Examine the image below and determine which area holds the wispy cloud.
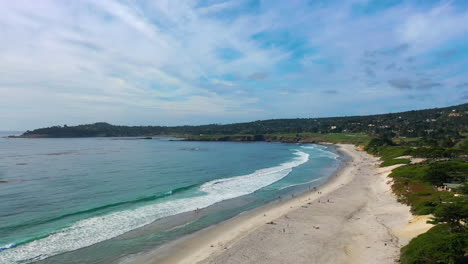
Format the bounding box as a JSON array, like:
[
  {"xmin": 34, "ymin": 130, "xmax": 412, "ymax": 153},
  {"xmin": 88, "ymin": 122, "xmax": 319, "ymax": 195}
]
[{"xmin": 0, "ymin": 0, "xmax": 467, "ymax": 130}]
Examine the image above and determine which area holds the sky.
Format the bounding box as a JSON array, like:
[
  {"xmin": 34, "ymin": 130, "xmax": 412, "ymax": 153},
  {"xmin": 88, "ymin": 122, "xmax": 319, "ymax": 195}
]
[{"xmin": 1, "ymin": 0, "xmax": 468, "ymax": 130}]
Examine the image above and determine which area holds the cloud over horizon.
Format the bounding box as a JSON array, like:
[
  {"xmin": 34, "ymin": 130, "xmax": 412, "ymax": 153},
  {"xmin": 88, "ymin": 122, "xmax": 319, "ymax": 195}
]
[{"xmin": 1, "ymin": 0, "xmax": 467, "ymax": 130}]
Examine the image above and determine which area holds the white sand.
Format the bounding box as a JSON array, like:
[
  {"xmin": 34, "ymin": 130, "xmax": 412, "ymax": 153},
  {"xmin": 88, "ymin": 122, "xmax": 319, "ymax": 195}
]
[
  {"xmin": 127, "ymin": 144, "xmax": 432, "ymax": 264},
  {"xmin": 394, "ymin": 155, "xmax": 426, "ymax": 164},
  {"xmin": 394, "ymin": 215, "xmax": 433, "ymax": 245}
]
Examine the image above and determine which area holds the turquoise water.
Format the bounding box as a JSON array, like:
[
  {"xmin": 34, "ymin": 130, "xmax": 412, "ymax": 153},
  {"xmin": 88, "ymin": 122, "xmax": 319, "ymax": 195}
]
[{"xmin": 0, "ymin": 136, "xmax": 341, "ymax": 263}]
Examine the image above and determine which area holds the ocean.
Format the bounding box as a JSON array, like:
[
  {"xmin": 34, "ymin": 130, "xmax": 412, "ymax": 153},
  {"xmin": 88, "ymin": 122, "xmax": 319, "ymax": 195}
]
[{"xmin": 0, "ymin": 135, "xmax": 342, "ymax": 263}]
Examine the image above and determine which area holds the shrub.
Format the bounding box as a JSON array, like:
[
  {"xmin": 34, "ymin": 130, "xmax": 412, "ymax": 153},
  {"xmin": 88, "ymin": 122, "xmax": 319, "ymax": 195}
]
[{"xmin": 400, "ymin": 224, "xmax": 467, "ymax": 264}]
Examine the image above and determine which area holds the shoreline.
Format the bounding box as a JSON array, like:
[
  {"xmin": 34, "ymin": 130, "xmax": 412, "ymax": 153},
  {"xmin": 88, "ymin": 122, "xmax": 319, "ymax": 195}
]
[
  {"xmin": 118, "ymin": 143, "xmax": 350, "ymax": 264},
  {"xmin": 123, "ymin": 144, "xmax": 431, "ymax": 264},
  {"xmin": 0, "ymin": 141, "xmax": 340, "ymax": 264}
]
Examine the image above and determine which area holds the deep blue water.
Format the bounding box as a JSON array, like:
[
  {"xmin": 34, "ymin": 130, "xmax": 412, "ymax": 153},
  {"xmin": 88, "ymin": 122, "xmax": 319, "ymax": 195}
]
[{"xmin": 0, "ymin": 136, "xmax": 341, "ymax": 263}]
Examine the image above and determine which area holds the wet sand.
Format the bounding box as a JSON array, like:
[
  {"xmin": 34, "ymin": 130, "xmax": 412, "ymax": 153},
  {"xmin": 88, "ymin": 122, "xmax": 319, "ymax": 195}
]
[{"xmin": 126, "ymin": 144, "xmax": 431, "ymax": 264}]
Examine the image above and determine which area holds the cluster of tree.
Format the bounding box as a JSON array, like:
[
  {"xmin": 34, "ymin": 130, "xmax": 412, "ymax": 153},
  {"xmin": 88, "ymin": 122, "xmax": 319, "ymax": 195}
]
[
  {"xmin": 423, "ymin": 161, "xmax": 468, "ymax": 186},
  {"xmin": 406, "ymin": 147, "xmax": 466, "ymax": 159},
  {"xmin": 430, "ymin": 197, "xmax": 468, "ymax": 232},
  {"xmin": 20, "ymin": 103, "xmax": 468, "ymax": 138},
  {"xmin": 366, "ymin": 133, "xmax": 468, "ymax": 164}
]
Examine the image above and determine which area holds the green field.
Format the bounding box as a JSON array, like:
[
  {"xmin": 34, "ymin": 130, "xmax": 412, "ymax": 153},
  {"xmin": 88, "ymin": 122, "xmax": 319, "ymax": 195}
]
[{"xmin": 184, "ymin": 132, "xmax": 371, "ymax": 145}]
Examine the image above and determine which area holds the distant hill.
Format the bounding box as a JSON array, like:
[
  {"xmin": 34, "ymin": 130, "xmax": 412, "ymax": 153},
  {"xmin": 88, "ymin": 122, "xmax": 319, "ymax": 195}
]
[{"xmin": 18, "ymin": 103, "xmax": 468, "ymax": 138}]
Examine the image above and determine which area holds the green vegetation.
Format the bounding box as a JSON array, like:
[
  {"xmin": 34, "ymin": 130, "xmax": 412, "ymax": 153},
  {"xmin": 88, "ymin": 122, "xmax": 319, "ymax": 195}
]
[
  {"xmin": 365, "ymin": 137, "xmax": 411, "ymax": 167},
  {"xmin": 18, "ymin": 103, "xmax": 468, "ymax": 139},
  {"xmin": 366, "ymin": 144, "xmax": 409, "ymax": 160},
  {"xmin": 299, "ymin": 132, "xmax": 370, "ymax": 145},
  {"xmin": 407, "ymin": 147, "xmax": 465, "ymax": 159},
  {"xmin": 365, "ymin": 135, "xmax": 468, "ymax": 263},
  {"xmin": 429, "ymin": 197, "xmax": 468, "ymax": 232},
  {"xmin": 456, "ymin": 184, "xmax": 468, "ymax": 194},
  {"xmin": 400, "ymin": 224, "xmax": 467, "ymax": 264},
  {"xmin": 185, "ymin": 132, "xmax": 371, "ymax": 145},
  {"xmin": 389, "ymin": 164, "xmax": 450, "ymax": 214},
  {"xmin": 423, "ymin": 161, "xmax": 468, "ymax": 186}
]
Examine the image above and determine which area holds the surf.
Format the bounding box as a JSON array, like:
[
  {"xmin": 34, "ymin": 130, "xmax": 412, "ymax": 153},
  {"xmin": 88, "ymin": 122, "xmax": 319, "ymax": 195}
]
[{"xmin": 0, "ymin": 150, "xmax": 309, "ymax": 263}]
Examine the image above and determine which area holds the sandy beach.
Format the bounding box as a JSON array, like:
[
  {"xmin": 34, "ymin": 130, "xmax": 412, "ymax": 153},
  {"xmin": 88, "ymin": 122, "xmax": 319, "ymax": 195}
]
[{"xmin": 127, "ymin": 144, "xmax": 432, "ymax": 264}]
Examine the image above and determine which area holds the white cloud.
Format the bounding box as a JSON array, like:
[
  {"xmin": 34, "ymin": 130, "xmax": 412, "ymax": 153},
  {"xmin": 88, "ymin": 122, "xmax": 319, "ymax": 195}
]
[
  {"xmin": 0, "ymin": 0, "xmax": 467, "ymax": 130},
  {"xmin": 398, "ymin": 3, "xmax": 468, "ymax": 53}
]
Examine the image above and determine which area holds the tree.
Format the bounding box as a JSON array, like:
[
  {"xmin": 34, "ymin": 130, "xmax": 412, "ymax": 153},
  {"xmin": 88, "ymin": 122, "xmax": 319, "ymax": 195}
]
[
  {"xmin": 423, "ymin": 167, "xmax": 449, "ymax": 186},
  {"xmin": 456, "ymin": 184, "xmax": 468, "ymax": 195},
  {"xmin": 400, "ymin": 224, "xmax": 467, "ymax": 264},
  {"xmin": 364, "ymin": 137, "xmax": 394, "ymax": 151},
  {"xmin": 429, "ymin": 197, "xmax": 468, "ymax": 232}
]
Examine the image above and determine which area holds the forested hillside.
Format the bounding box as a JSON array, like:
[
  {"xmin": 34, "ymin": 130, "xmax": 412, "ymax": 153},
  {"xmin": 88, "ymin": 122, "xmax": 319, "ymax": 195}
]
[{"xmin": 19, "ymin": 103, "xmax": 467, "ymax": 138}]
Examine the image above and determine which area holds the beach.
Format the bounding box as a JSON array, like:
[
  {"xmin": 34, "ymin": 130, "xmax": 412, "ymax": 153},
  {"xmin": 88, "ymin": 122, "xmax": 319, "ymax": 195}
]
[{"xmin": 126, "ymin": 144, "xmax": 432, "ymax": 264}]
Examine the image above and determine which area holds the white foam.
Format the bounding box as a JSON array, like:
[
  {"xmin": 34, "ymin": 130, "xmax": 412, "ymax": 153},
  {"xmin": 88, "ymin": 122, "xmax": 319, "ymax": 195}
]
[
  {"xmin": 276, "ymin": 177, "xmax": 323, "ymax": 190},
  {"xmin": 301, "ymin": 145, "xmax": 339, "ymax": 159},
  {"xmin": 0, "ymin": 151, "xmax": 309, "ymax": 264}
]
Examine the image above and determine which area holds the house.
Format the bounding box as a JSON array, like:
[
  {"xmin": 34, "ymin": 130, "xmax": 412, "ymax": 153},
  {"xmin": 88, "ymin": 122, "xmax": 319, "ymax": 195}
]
[{"xmin": 438, "ymin": 183, "xmax": 462, "ymax": 192}]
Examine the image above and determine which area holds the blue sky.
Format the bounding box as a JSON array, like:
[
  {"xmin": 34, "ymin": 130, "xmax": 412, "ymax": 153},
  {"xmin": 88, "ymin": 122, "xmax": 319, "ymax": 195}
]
[{"xmin": 1, "ymin": 0, "xmax": 468, "ymax": 130}]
